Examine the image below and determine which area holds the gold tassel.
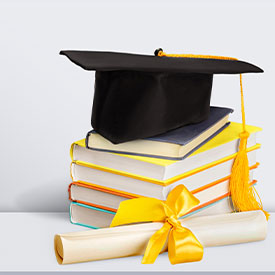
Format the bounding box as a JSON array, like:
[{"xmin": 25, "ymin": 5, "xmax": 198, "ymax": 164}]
[{"xmin": 229, "ymin": 75, "xmax": 269, "ymax": 220}]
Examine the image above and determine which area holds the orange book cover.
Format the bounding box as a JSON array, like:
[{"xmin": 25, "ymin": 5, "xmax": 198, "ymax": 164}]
[{"xmin": 68, "ymin": 163, "xmax": 258, "ymax": 213}]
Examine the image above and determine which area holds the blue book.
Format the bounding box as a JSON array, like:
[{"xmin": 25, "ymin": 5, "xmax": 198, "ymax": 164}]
[
  {"xmin": 86, "ymin": 106, "xmax": 233, "ymax": 160},
  {"xmin": 69, "ymin": 196, "xmax": 233, "ymax": 229}
]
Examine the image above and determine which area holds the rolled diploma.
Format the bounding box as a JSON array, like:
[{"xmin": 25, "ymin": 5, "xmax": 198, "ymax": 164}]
[{"xmin": 54, "ymin": 210, "xmax": 267, "ymax": 264}]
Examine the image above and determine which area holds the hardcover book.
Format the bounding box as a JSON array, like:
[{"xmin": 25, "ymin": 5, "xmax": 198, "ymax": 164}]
[
  {"xmin": 68, "ymin": 176, "xmax": 257, "ymax": 229},
  {"xmin": 69, "ymin": 195, "xmax": 236, "ymax": 229},
  {"xmin": 69, "ymin": 169, "xmax": 257, "ymax": 213},
  {"xmin": 86, "ymin": 106, "xmax": 233, "ymax": 160},
  {"xmin": 72, "ymin": 122, "xmax": 261, "ymax": 181},
  {"xmin": 71, "ymin": 149, "xmax": 259, "ymax": 199}
]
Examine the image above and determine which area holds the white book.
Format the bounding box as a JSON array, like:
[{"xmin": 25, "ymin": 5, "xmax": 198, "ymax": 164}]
[
  {"xmin": 70, "ymin": 196, "xmax": 235, "ymax": 229},
  {"xmin": 72, "ymin": 122, "xmax": 261, "ymax": 181},
  {"xmin": 71, "ymin": 149, "xmax": 257, "ymax": 200},
  {"xmin": 69, "ymin": 170, "xmax": 254, "ymax": 211},
  {"xmin": 86, "ymin": 107, "xmax": 232, "ymax": 159}
]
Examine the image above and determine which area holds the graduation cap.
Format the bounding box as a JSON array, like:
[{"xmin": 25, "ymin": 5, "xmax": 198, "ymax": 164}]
[
  {"xmin": 60, "ymin": 48, "xmax": 268, "ymax": 219},
  {"xmin": 60, "ymin": 49, "xmax": 262, "ymax": 144}
]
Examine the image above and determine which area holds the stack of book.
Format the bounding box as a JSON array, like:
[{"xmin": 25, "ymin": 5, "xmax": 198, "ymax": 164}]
[{"xmin": 67, "ymin": 106, "xmax": 261, "ymax": 229}]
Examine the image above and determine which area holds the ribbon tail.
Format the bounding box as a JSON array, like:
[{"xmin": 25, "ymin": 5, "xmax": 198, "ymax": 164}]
[
  {"xmin": 142, "ymin": 222, "xmax": 171, "ymax": 264},
  {"xmin": 110, "ymin": 198, "xmax": 166, "ymax": 227},
  {"xmin": 168, "ymin": 227, "xmax": 204, "ymax": 265}
]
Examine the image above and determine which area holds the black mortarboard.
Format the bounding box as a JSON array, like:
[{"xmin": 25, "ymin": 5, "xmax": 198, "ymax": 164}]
[{"xmin": 60, "ymin": 49, "xmax": 263, "ymax": 144}]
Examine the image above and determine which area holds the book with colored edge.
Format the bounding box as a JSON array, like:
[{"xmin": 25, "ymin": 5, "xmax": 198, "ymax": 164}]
[
  {"xmin": 69, "ymin": 177, "xmax": 257, "ymax": 229},
  {"xmin": 69, "ymin": 196, "xmax": 235, "ymax": 229},
  {"xmin": 71, "ymin": 147, "xmax": 259, "ymax": 200},
  {"xmin": 69, "ymin": 174, "xmax": 257, "ymax": 212},
  {"xmin": 71, "ymin": 122, "xmax": 261, "ymax": 181},
  {"xmin": 86, "ymin": 106, "xmax": 232, "ymax": 160}
]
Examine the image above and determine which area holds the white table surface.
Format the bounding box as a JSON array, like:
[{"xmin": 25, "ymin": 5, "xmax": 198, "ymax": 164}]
[{"xmin": 0, "ymin": 212, "xmax": 274, "ymax": 272}]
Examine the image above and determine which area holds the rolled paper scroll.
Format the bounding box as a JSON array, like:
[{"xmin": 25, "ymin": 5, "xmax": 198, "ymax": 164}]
[{"xmin": 54, "ymin": 210, "xmax": 267, "ymax": 265}]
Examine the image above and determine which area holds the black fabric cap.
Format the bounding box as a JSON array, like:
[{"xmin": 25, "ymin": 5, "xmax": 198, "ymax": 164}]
[
  {"xmin": 60, "ymin": 51, "xmax": 263, "ymax": 74},
  {"xmin": 60, "ymin": 50, "xmax": 263, "ymax": 144}
]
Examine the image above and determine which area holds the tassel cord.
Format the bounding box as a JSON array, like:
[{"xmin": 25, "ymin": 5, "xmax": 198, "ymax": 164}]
[{"xmin": 156, "ymin": 49, "xmax": 268, "ymax": 220}]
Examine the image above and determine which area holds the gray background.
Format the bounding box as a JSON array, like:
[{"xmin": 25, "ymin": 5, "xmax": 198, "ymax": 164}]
[{"xmin": 0, "ymin": 0, "xmax": 274, "ymax": 212}]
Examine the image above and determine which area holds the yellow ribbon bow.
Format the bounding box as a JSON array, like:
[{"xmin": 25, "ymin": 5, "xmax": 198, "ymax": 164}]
[{"xmin": 110, "ymin": 185, "xmax": 204, "ymax": 264}]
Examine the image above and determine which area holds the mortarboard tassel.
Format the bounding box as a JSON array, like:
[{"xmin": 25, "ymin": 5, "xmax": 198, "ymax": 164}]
[
  {"xmin": 229, "ymin": 74, "xmax": 269, "ymax": 219},
  {"xmin": 156, "ymin": 49, "xmax": 269, "ymax": 220}
]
